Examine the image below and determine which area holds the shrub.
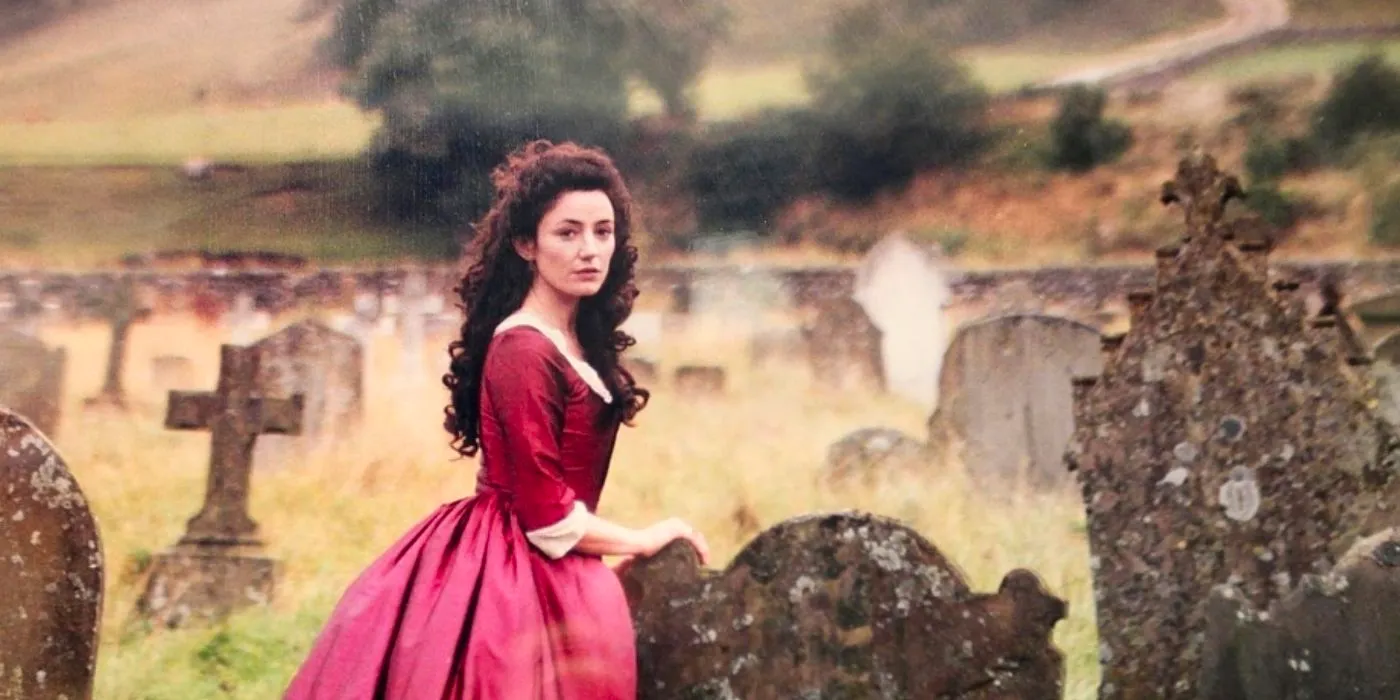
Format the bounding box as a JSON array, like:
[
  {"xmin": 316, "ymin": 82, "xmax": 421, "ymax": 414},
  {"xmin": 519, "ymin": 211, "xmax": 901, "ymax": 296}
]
[{"xmin": 1047, "ymin": 85, "xmax": 1132, "ymax": 171}]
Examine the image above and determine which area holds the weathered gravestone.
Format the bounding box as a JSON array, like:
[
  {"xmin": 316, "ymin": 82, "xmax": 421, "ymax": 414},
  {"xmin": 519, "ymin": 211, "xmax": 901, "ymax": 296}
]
[
  {"xmin": 0, "ymin": 329, "xmax": 65, "ymax": 438},
  {"xmin": 395, "ymin": 269, "xmax": 429, "ymax": 386},
  {"xmin": 854, "ymin": 231, "xmax": 953, "ymax": 411},
  {"xmin": 803, "ymin": 297, "xmax": 883, "ymax": 392},
  {"xmin": 1065, "ymin": 153, "xmax": 1400, "ymax": 699},
  {"xmin": 617, "ymin": 512, "xmax": 1067, "ymax": 699},
  {"xmin": 136, "ymin": 345, "xmax": 304, "ymax": 628},
  {"xmin": 1200, "ymin": 527, "xmax": 1400, "ymax": 699},
  {"xmin": 0, "ymin": 409, "xmax": 103, "ymax": 700},
  {"xmin": 250, "ymin": 320, "xmax": 362, "ymax": 466},
  {"xmin": 83, "ymin": 275, "xmax": 152, "ymax": 410},
  {"xmin": 928, "ymin": 314, "xmax": 1102, "ymax": 489},
  {"xmin": 823, "ymin": 427, "xmax": 928, "ymax": 484}
]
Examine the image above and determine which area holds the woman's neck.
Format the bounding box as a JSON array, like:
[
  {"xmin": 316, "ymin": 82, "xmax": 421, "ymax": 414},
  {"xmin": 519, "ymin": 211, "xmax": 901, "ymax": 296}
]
[{"xmin": 518, "ymin": 286, "xmax": 578, "ymax": 337}]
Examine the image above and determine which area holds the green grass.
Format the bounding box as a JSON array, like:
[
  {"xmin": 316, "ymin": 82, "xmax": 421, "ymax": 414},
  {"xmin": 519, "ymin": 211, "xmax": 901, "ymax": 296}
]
[
  {"xmin": 1187, "ymin": 39, "xmax": 1400, "ymax": 82},
  {"xmin": 0, "ymin": 104, "xmax": 380, "ymax": 167},
  {"xmin": 1290, "ymin": 0, "xmax": 1400, "ymax": 28}
]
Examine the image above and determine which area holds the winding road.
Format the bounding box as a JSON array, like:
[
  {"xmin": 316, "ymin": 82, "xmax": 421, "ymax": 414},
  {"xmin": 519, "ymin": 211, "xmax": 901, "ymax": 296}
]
[{"xmin": 1040, "ymin": 0, "xmax": 1291, "ymax": 88}]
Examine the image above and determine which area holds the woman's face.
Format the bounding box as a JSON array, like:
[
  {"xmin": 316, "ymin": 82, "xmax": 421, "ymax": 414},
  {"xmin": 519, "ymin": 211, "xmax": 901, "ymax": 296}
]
[{"xmin": 517, "ymin": 189, "xmax": 617, "ymax": 301}]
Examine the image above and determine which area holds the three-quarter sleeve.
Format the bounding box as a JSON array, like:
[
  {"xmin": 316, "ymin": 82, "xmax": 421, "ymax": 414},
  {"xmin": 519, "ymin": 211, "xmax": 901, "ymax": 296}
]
[{"xmin": 483, "ymin": 330, "xmax": 587, "ymax": 556}]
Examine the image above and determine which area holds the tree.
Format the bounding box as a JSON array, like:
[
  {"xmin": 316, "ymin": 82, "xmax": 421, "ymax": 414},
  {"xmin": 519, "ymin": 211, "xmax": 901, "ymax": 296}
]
[
  {"xmin": 1047, "ymin": 85, "xmax": 1132, "ymax": 172},
  {"xmin": 622, "ymin": 0, "xmax": 730, "ymax": 122}
]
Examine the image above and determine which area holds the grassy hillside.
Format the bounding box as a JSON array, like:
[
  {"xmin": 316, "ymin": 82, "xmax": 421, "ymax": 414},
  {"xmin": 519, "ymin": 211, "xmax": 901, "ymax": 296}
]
[{"xmin": 1290, "ymin": 0, "xmax": 1400, "ymax": 27}]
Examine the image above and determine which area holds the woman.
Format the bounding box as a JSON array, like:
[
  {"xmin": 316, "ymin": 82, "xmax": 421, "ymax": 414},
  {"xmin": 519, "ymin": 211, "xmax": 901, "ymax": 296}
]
[{"xmin": 284, "ymin": 140, "xmax": 711, "ymax": 700}]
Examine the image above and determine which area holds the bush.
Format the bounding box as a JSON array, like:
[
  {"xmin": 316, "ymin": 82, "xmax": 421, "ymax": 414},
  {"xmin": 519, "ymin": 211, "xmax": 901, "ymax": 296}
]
[
  {"xmin": 684, "ymin": 109, "xmax": 819, "ymax": 233},
  {"xmin": 805, "ymin": 31, "xmax": 990, "ymax": 202},
  {"xmin": 1242, "ymin": 183, "xmax": 1299, "ymax": 231},
  {"xmin": 1312, "ymin": 52, "xmax": 1400, "ymax": 151},
  {"xmin": 1047, "ymin": 85, "xmax": 1133, "ymax": 171}
]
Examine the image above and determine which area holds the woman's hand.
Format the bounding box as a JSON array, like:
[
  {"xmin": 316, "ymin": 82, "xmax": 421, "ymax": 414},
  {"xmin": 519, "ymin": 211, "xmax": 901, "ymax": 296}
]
[{"xmin": 641, "ymin": 518, "xmax": 711, "ymax": 566}]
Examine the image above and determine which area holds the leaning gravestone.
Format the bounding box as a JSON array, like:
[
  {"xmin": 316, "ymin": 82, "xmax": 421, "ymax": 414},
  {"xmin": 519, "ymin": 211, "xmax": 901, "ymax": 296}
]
[
  {"xmin": 0, "ymin": 329, "xmax": 65, "ymax": 438},
  {"xmin": 803, "ymin": 297, "xmax": 883, "ymax": 392},
  {"xmin": 1065, "ymin": 153, "xmax": 1400, "ymax": 699},
  {"xmin": 929, "ymin": 314, "xmax": 1101, "ymax": 489},
  {"xmin": 0, "ymin": 409, "xmax": 103, "ymax": 700},
  {"xmin": 84, "ymin": 275, "xmax": 152, "ymax": 410},
  {"xmin": 854, "ymin": 231, "xmax": 953, "ymax": 411},
  {"xmin": 617, "ymin": 512, "xmax": 1067, "ymax": 699},
  {"xmin": 250, "ymin": 320, "xmax": 362, "ymax": 466}
]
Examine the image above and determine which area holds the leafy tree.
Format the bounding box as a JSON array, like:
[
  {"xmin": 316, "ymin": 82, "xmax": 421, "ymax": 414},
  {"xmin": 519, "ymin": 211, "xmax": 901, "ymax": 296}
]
[
  {"xmin": 1047, "ymin": 85, "xmax": 1132, "ymax": 171},
  {"xmin": 1312, "ymin": 52, "xmax": 1400, "ymax": 151}
]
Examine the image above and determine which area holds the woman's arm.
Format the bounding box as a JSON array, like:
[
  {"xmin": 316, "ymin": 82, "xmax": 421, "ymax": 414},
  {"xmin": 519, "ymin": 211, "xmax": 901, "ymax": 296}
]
[{"xmin": 574, "ymin": 512, "xmax": 710, "ymax": 565}]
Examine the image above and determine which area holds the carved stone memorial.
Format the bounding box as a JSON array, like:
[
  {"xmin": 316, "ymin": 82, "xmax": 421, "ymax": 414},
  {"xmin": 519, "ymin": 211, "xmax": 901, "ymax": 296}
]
[
  {"xmin": 135, "ymin": 345, "xmax": 304, "ymax": 628},
  {"xmin": 618, "ymin": 512, "xmax": 1067, "ymax": 699},
  {"xmin": 0, "ymin": 409, "xmax": 103, "ymax": 700},
  {"xmin": 1065, "ymin": 154, "xmax": 1400, "ymax": 699}
]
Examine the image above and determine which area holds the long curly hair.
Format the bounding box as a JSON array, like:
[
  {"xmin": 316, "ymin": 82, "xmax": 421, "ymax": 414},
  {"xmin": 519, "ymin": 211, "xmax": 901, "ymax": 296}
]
[{"xmin": 443, "ymin": 140, "xmax": 648, "ymax": 458}]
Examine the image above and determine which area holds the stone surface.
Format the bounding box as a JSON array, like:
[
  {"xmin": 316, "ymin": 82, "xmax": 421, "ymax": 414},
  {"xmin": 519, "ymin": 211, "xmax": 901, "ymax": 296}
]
[
  {"xmin": 0, "ymin": 409, "xmax": 103, "ymax": 700},
  {"xmin": 618, "ymin": 512, "xmax": 1066, "ymax": 699},
  {"xmin": 1200, "ymin": 528, "xmax": 1400, "ymax": 700},
  {"xmin": 1066, "ymin": 154, "xmax": 1400, "ymax": 699},
  {"xmin": 823, "ymin": 427, "xmax": 928, "ymax": 483},
  {"xmin": 854, "ymin": 231, "xmax": 953, "ymax": 411},
  {"xmin": 250, "ymin": 320, "xmax": 362, "ymax": 465},
  {"xmin": 0, "ymin": 329, "xmax": 65, "ymax": 438},
  {"xmin": 803, "ymin": 297, "xmax": 884, "ymax": 392},
  {"xmin": 135, "ymin": 344, "xmax": 303, "ymax": 628},
  {"xmin": 929, "ymin": 313, "xmax": 1102, "ymax": 489}
]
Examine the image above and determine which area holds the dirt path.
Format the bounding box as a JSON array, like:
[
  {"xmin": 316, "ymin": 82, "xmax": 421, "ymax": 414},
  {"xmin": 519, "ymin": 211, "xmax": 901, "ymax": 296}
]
[{"xmin": 1041, "ymin": 0, "xmax": 1290, "ymax": 88}]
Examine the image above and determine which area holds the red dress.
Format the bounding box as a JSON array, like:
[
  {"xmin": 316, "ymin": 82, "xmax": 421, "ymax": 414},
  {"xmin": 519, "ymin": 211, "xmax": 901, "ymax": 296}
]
[{"xmin": 284, "ymin": 326, "xmax": 636, "ymax": 700}]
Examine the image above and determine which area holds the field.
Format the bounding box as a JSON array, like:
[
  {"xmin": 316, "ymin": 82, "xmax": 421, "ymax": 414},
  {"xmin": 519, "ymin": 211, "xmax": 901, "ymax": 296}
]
[
  {"xmin": 1186, "ymin": 37, "xmax": 1400, "ymax": 82},
  {"xmin": 36, "ymin": 310, "xmax": 1101, "ymax": 698}
]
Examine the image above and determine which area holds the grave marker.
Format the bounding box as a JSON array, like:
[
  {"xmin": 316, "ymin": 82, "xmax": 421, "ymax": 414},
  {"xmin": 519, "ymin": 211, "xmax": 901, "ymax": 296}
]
[{"xmin": 0, "ymin": 329, "xmax": 65, "ymax": 438}]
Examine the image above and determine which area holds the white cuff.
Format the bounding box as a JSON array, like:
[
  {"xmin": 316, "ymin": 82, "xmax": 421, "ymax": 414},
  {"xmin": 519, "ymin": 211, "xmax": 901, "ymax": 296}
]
[{"xmin": 525, "ymin": 501, "xmax": 590, "ymax": 559}]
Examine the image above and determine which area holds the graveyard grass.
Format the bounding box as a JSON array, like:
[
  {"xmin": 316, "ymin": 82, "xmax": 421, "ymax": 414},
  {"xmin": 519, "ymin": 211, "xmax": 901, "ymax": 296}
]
[{"xmin": 47, "ymin": 312, "xmax": 1100, "ymax": 699}]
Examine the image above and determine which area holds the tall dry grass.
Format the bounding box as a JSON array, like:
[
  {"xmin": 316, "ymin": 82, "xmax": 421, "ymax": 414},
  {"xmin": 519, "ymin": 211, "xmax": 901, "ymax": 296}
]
[{"xmin": 33, "ymin": 308, "xmax": 1100, "ymax": 698}]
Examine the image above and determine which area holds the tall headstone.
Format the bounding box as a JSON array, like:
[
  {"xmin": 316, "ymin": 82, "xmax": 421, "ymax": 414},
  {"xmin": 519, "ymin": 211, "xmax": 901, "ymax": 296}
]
[
  {"xmin": 617, "ymin": 512, "xmax": 1067, "ymax": 699},
  {"xmin": 929, "ymin": 314, "xmax": 1102, "ymax": 489},
  {"xmin": 250, "ymin": 320, "xmax": 363, "ymax": 466},
  {"xmin": 0, "ymin": 329, "xmax": 65, "ymax": 438},
  {"xmin": 396, "ymin": 270, "xmax": 429, "ymax": 386},
  {"xmin": 136, "ymin": 345, "xmax": 304, "ymax": 628},
  {"xmin": 84, "ymin": 276, "xmax": 151, "ymax": 410},
  {"xmin": 854, "ymin": 232, "xmax": 953, "ymax": 411},
  {"xmin": 0, "ymin": 409, "xmax": 103, "ymax": 700},
  {"xmin": 803, "ymin": 297, "xmax": 883, "ymax": 392},
  {"xmin": 1065, "ymin": 154, "xmax": 1400, "ymax": 699},
  {"xmin": 225, "ymin": 292, "xmax": 267, "ymax": 345}
]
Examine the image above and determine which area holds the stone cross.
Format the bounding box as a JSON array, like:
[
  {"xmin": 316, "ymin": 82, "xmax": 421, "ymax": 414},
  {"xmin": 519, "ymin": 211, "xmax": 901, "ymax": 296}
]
[
  {"xmin": 84, "ymin": 275, "xmax": 151, "ymax": 410},
  {"xmin": 1066, "ymin": 153, "xmax": 1400, "ymax": 699},
  {"xmin": 165, "ymin": 344, "xmax": 304, "ymax": 546}
]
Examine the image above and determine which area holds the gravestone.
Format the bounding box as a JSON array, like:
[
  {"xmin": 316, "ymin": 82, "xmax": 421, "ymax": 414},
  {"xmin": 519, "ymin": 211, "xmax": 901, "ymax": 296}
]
[
  {"xmin": 1200, "ymin": 527, "xmax": 1400, "ymax": 699},
  {"xmin": 149, "ymin": 355, "xmax": 195, "ymax": 394},
  {"xmin": 617, "ymin": 512, "xmax": 1067, "ymax": 699},
  {"xmin": 136, "ymin": 344, "xmax": 304, "ymax": 628},
  {"xmin": 0, "ymin": 409, "xmax": 103, "ymax": 700},
  {"xmin": 1065, "ymin": 153, "xmax": 1400, "ymax": 699},
  {"xmin": 854, "ymin": 231, "xmax": 953, "ymax": 411},
  {"xmin": 84, "ymin": 275, "xmax": 151, "ymax": 410},
  {"xmin": 928, "ymin": 314, "xmax": 1101, "ymax": 489},
  {"xmin": 747, "ymin": 325, "xmax": 806, "ymax": 368},
  {"xmin": 803, "ymin": 297, "xmax": 883, "ymax": 392},
  {"xmin": 396, "ymin": 269, "xmax": 429, "ymax": 386},
  {"xmin": 823, "ymin": 427, "xmax": 928, "ymax": 483},
  {"xmin": 225, "ymin": 292, "xmax": 267, "ymax": 345},
  {"xmin": 673, "ymin": 365, "xmax": 725, "ymax": 395},
  {"xmin": 250, "ymin": 320, "xmax": 363, "ymax": 465},
  {"xmin": 0, "ymin": 329, "xmax": 65, "ymax": 438}
]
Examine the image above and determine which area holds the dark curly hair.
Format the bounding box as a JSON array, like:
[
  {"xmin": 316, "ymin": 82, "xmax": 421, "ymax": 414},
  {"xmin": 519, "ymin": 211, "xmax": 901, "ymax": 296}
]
[{"xmin": 443, "ymin": 140, "xmax": 649, "ymax": 458}]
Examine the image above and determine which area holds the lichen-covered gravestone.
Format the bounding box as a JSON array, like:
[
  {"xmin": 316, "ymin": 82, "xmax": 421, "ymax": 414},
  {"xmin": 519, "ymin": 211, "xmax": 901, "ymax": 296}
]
[
  {"xmin": 929, "ymin": 314, "xmax": 1102, "ymax": 489},
  {"xmin": 803, "ymin": 297, "xmax": 884, "ymax": 392},
  {"xmin": 0, "ymin": 329, "xmax": 65, "ymax": 438},
  {"xmin": 0, "ymin": 409, "xmax": 103, "ymax": 700},
  {"xmin": 1065, "ymin": 153, "xmax": 1400, "ymax": 699},
  {"xmin": 617, "ymin": 512, "xmax": 1067, "ymax": 699},
  {"xmin": 250, "ymin": 320, "xmax": 362, "ymax": 467},
  {"xmin": 823, "ymin": 427, "xmax": 928, "ymax": 484}
]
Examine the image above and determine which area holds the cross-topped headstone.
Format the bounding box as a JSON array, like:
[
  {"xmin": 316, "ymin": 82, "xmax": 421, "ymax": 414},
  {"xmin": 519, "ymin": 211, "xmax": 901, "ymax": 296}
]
[
  {"xmin": 135, "ymin": 344, "xmax": 304, "ymax": 628},
  {"xmin": 1066, "ymin": 153, "xmax": 1400, "ymax": 699},
  {"xmin": 166, "ymin": 344, "xmax": 304, "ymax": 546},
  {"xmin": 84, "ymin": 275, "xmax": 151, "ymax": 410}
]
